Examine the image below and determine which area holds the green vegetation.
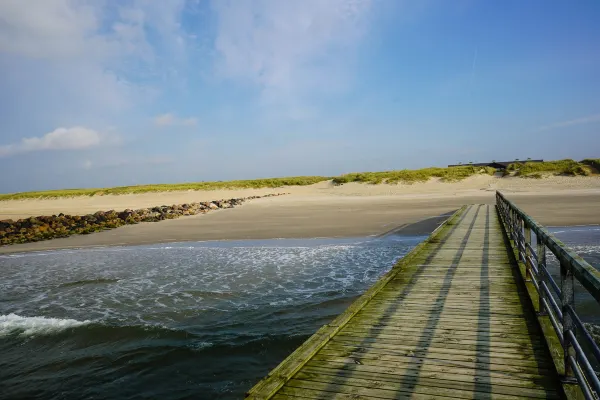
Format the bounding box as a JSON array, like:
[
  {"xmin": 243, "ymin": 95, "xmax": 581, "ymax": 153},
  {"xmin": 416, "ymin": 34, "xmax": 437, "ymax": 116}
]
[
  {"xmin": 521, "ymin": 173, "xmax": 543, "ymax": 179},
  {"xmin": 509, "ymin": 159, "xmax": 595, "ymax": 177},
  {"xmin": 1, "ymin": 158, "xmax": 597, "ymax": 201},
  {"xmin": 0, "ymin": 176, "xmax": 329, "ymax": 201},
  {"xmin": 582, "ymin": 158, "xmax": 600, "ymax": 172},
  {"xmin": 332, "ymin": 166, "xmax": 496, "ymax": 185}
]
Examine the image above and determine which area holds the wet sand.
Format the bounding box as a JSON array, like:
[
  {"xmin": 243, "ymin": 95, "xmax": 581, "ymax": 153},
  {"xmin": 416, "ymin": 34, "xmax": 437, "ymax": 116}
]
[{"xmin": 1, "ymin": 190, "xmax": 599, "ymax": 254}]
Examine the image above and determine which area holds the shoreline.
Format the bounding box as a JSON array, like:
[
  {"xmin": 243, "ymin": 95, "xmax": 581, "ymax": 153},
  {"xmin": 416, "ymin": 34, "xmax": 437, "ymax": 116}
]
[
  {"xmin": 0, "ymin": 212, "xmax": 458, "ymax": 256},
  {"xmin": 2, "ymin": 187, "xmax": 600, "ymax": 254}
]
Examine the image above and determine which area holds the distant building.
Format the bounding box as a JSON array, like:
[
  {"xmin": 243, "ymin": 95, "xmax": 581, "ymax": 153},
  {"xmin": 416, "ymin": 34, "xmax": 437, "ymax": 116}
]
[{"xmin": 448, "ymin": 160, "xmax": 544, "ymax": 170}]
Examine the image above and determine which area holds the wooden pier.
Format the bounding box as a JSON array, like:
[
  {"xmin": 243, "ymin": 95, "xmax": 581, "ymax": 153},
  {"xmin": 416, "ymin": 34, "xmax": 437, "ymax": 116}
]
[{"xmin": 248, "ymin": 195, "xmax": 600, "ymax": 399}]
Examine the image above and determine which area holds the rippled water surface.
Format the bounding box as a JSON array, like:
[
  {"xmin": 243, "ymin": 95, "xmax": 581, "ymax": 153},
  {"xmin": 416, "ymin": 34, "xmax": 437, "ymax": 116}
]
[
  {"xmin": 0, "ymin": 236, "xmax": 423, "ymax": 399},
  {"xmin": 547, "ymin": 226, "xmax": 600, "ymax": 325}
]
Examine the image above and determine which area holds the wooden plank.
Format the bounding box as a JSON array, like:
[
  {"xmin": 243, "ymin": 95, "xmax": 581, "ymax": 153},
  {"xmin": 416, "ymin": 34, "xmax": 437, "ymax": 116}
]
[
  {"xmin": 294, "ymin": 369, "xmax": 559, "ymax": 400},
  {"xmin": 330, "ymin": 331, "xmax": 546, "ymax": 352},
  {"xmin": 359, "ymin": 305, "xmax": 529, "ymax": 318},
  {"xmin": 332, "ymin": 334, "xmax": 548, "ymax": 357},
  {"xmin": 323, "ymin": 341, "xmax": 552, "ymax": 366},
  {"xmin": 366, "ymin": 298, "xmax": 527, "ymax": 309},
  {"xmin": 277, "ymin": 386, "xmax": 383, "ymax": 400},
  {"xmin": 339, "ymin": 322, "xmax": 544, "ymax": 341},
  {"xmin": 346, "ymin": 318, "xmax": 543, "ymax": 334},
  {"xmin": 315, "ymin": 348, "xmax": 554, "ymax": 375},
  {"xmin": 304, "ymin": 360, "xmax": 556, "ymax": 390},
  {"xmin": 285, "ymin": 378, "xmax": 459, "ymax": 400}
]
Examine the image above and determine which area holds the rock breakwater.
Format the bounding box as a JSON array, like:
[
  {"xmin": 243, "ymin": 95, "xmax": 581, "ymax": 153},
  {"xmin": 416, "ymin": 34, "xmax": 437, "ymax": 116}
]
[{"xmin": 0, "ymin": 193, "xmax": 287, "ymax": 246}]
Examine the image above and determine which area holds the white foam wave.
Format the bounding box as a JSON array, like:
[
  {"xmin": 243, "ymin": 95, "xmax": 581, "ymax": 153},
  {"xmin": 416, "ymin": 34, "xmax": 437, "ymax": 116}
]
[{"xmin": 0, "ymin": 313, "xmax": 91, "ymax": 338}]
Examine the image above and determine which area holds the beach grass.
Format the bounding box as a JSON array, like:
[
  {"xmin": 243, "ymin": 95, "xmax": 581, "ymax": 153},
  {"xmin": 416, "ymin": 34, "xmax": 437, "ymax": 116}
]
[
  {"xmin": 0, "ymin": 176, "xmax": 330, "ymax": 200},
  {"xmin": 332, "ymin": 165, "xmax": 496, "ymax": 185},
  {"xmin": 582, "ymin": 159, "xmax": 600, "ymax": 172},
  {"xmin": 509, "ymin": 159, "xmax": 595, "ymax": 177},
  {"xmin": 1, "ymin": 159, "xmax": 597, "ymax": 200}
]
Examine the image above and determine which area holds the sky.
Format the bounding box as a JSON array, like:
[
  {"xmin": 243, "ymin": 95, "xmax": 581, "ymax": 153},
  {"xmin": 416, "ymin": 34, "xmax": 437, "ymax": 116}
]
[{"xmin": 0, "ymin": 0, "xmax": 599, "ymax": 193}]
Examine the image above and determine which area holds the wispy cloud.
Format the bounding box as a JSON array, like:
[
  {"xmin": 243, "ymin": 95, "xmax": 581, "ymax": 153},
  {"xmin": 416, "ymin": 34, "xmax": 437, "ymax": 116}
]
[
  {"xmin": 0, "ymin": 127, "xmax": 119, "ymax": 157},
  {"xmin": 82, "ymin": 156, "xmax": 172, "ymax": 170},
  {"xmin": 154, "ymin": 113, "xmax": 198, "ymax": 127},
  {"xmin": 0, "ymin": 0, "xmax": 190, "ymax": 120},
  {"xmin": 212, "ymin": 0, "xmax": 372, "ymax": 115},
  {"xmin": 536, "ymin": 113, "xmax": 600, "ymax": 132}
]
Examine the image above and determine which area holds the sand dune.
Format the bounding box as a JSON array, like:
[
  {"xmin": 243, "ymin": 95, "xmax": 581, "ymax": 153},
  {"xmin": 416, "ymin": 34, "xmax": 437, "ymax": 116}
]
[{"xmin": 1, "ymin": 175, "xmax": 599, "ymax": 254}]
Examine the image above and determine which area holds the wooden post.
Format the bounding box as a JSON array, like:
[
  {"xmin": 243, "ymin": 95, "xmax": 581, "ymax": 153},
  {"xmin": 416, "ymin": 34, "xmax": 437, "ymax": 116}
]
[
  {"xmin": 561, "ymin": 260, "xmax": 575, "ymax": 378},
  {"xmin": 524, "ymin": 223, "xmax": 532, "ymax": 281},
  {"xmin": 537, "ymin": 236, "xmax": 547, "ymax": 315},
  {"xmin": 519, "ymin": 219, "xmax": 525, "ymax": 264}
]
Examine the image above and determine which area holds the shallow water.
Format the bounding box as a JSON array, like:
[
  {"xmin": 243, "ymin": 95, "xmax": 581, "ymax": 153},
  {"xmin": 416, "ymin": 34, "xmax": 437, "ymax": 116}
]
[
  {"xmin": 0, "ymin": 236, "xmax": 423, "ymax": 399},
  {"xmin": 546, "ymin": 226, "xmax": 600, "ymax": 325},
  {"xmin": 0, "ymin": 227, "xmax": 598, "ymax": 400}
]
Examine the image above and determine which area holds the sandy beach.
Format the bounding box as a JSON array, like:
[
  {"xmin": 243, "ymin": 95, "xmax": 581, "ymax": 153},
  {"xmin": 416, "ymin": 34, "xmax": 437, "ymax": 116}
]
[{"xmin": 1, "ymin": 175, "xmax": 599, "ymax": 254}]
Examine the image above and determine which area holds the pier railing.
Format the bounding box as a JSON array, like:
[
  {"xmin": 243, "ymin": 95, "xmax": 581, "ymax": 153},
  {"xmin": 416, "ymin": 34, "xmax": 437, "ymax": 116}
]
[{"xmin": 497, "ymin": 191, "xmax": 600, "ymax": 399}]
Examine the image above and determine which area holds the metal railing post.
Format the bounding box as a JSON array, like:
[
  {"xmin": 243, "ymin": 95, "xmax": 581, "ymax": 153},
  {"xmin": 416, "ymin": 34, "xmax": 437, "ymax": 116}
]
[
  {"xmin": 518, "ymin": 218, "xmax": 525, "ymax": 264},
  {"xmin": 537, "ymin": 238, "xmax": 547, "ymax": 316},
  {"xmin": 525, "ymin": 222, "xmax": 532, "ymax": 281},
  {"xmin": 561, "ymin": 260, "xmax": 575, "ymax": 378}
]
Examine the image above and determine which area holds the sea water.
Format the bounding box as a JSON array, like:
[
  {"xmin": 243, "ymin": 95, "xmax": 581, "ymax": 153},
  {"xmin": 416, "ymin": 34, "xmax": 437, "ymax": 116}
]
[{"xmin": 0, "ymin": 236, "xmax": 423, "ymax": 399}]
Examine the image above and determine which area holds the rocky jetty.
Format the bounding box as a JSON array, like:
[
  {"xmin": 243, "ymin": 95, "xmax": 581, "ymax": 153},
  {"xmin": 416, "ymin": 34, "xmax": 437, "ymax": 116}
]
[{"xmin": 0, "ymin": 193, "xmax": 287, "ymax": 246}]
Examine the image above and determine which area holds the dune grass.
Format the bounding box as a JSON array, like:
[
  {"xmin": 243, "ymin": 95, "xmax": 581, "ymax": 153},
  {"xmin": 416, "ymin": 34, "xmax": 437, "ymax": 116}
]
[
  {"xmin": 509, "ymin": 159, "xmax": 595, "ymax": 177},
  {"xmin": 332, "ymin": 166, "xmax": 497, "ymax": 185},
  {"xmin": 582, "ymin": 159, "xmax": 600, "ymax": 172},
  {"xmin": 0, "ymin": 176, "xmax": 330, "ymax": 201},
  {"xmin": 1, "ymin": 158, "xmax": 597, "ymax": 200}
]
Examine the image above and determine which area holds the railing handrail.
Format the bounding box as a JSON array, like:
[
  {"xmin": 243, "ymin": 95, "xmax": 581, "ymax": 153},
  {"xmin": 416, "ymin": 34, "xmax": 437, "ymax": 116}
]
[
  {"xmin": 496, "ymin": 190, "xmax": 600, "ymax": 399},
  {"xmin": 496, "ymin": 191, "xmax": 600, "ymax": 303}
]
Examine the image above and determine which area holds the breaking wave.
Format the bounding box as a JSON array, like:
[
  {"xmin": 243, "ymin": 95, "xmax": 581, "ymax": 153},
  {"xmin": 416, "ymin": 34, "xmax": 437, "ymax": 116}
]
[{"xmin": 0, "ymin": 313, "xmax": 91, "ymax": 338}]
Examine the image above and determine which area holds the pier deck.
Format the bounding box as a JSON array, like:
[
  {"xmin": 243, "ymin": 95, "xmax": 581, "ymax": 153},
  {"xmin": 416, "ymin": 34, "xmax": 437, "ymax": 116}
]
[{"xmin": 247, "ymin": 204, "xmax": 565, "ymax": 399}]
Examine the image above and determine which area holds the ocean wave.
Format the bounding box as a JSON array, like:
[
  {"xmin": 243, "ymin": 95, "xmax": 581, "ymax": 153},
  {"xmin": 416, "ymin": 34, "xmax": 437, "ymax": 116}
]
[
  {"xmin": 0, "ymin": 313, "xmax": 91, "ymax": 337},
  {"xmin": 60, "ymin": 278, "xmax": 120, "ymax": 288}
]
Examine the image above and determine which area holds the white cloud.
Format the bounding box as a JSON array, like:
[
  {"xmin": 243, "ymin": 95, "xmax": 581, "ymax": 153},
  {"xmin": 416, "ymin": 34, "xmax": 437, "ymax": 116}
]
[
  {"xmin": 212, "ymin": 0, "xmax": 372, "ymax": 111},
  {"xmin": 536, "ymin": 113, "xmax": 600, "ymax": 132},
  {"xmin": 0, "ymin": 1, "xmax": 189, "ymax": 123},
  {"xmin": 154, "ymin": 113, "xmax": 198, "ymax": 127},
  {"xmin": 155, "ymin": 113, "xmax": 175, "ymax": 126},
  {"xmin": 82, "ymin": 155, "xmax": 173, "ymax": 169},
  {"xmin": 181, "ymin": 117, "xmax": 198, "ymax": 126},
  {"xmin": 0, "ymin": 127, "xmax": 118, "ymax": 157}
]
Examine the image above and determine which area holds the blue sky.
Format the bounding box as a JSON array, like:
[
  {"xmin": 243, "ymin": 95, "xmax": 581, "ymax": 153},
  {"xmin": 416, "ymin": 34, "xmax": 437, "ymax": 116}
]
[{"xmin": 0, "ymin": 0, "xmax": 599, "ymax": 193}]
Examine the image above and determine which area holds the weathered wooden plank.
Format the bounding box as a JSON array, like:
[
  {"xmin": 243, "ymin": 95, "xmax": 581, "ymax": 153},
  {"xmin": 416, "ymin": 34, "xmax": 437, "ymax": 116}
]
[
  {"xmin": 371, "ymin": 297, "xmax": 528, "ymax": 307},
  {"xmin": 339, "ymin": 322, "xmax": 544, "ymax": 341},
  {"xmin": 323, "ymin": 341, "xmax": 551, "ymax": 367},
  {"xmin": 285, "ymin": 378, "xmax": 459, "ymax": 400},
  {"xmin": 328, "ymin": 331, "xmax": 547, "ymax": 352},
  {"xmin": 315, "ymin": 348, "xmax": 554, "ymax": 375},
  {"xmin": 332, "ymin": 335, "xmax": 549, "ymax": 357},
  {"xmin": 351, "ymin": 309, "xmax": 540, "ymax": 324},
  {"xmin": 294, "ymin": 370, "xmax": 559, "ymax": 400},
  {"xmin": 345, "ymin": 318, "xmax": 543, "ymax": 335},
  {"xmin": 277, "ymin": 386, "xmax": 383, "ymax": 400},
  {"xmin": 301, "ymin": 366, "xmax": 560, "ymax": 399},
  {"xmin": 367, "ymin": 298, "xmax": 527, "ymax": 309},
  {"xmin": 359, "ymin": 304, "xmax": 529, "ymax": 318},
  {"xmin": 304, "ymin": 359, "xmax": 556, "ymax": 390}
]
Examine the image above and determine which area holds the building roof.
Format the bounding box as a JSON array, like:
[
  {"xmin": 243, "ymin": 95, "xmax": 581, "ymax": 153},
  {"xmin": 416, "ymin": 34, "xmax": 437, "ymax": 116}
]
[{"xmin": 448, "ymin": 160, "xmax": 544, "ymax": 168}]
